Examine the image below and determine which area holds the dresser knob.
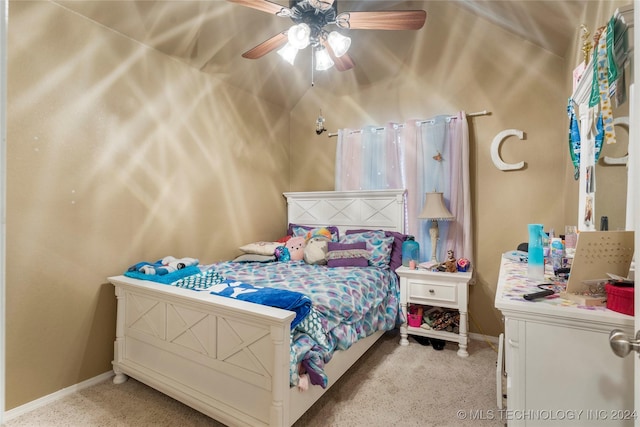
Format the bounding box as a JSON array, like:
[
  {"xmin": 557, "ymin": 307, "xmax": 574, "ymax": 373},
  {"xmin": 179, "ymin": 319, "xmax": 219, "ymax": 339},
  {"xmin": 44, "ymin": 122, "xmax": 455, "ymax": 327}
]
[{"xmin": 429, "ymin": 289, "xmax": 435, "ymax": 294}]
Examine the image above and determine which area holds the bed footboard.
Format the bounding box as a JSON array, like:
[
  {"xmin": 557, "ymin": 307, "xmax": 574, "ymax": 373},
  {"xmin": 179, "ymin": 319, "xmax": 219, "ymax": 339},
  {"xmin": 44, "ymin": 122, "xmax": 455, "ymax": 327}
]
[{"xmin": 110, "ymin": 276, "xmax": 295, "ymax": 427}]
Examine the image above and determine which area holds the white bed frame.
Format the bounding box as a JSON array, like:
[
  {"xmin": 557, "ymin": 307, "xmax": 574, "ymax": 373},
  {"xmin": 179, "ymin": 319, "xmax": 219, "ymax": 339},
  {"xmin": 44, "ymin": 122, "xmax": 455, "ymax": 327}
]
[{"xmin": 108, "ymin": 189, "xmax": 406, "ymax": 427}]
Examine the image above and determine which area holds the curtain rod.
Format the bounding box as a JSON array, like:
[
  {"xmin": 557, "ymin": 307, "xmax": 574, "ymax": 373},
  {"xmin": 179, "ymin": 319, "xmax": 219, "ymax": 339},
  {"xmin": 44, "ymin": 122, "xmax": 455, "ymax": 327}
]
[{"xmin": 326, "ymin": 110, "xmax": 491, "ymax": 138}]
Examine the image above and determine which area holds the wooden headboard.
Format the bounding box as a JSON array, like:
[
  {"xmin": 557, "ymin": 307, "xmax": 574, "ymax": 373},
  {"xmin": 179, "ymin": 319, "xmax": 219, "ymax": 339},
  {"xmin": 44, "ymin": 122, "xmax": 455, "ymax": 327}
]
[{"xmin": 283, "ymin": 189, "xmax": 406, "ymax": 235}]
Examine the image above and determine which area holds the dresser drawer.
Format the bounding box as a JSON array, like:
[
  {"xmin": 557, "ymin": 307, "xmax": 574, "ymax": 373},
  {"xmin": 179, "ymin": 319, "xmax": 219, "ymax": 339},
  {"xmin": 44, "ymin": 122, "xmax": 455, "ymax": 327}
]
[{"xmin": 408, "ymin": 280, "xmax": 458, "ymax": 304}]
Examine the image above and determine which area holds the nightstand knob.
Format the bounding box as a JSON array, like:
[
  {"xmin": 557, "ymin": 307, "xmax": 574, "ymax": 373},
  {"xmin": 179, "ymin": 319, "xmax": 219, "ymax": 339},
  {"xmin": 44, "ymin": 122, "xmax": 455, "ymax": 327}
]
[{"xmin": 429, "ymin": 289, "xmax": 435, "ymax": 294}]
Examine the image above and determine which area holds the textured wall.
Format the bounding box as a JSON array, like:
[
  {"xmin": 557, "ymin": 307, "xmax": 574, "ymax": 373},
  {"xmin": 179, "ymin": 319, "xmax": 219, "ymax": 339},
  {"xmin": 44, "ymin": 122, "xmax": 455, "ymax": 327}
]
[
  {"xmin": 288, "ymin": 0, "xmax": 628, "ymax": 338},
  {"xmin": 6, "ymin": 1, "xmax": 289, "ymax": 409},
  {"xmin": 4, "ymin": 0, "xmax": 631, "ymax": 411}
]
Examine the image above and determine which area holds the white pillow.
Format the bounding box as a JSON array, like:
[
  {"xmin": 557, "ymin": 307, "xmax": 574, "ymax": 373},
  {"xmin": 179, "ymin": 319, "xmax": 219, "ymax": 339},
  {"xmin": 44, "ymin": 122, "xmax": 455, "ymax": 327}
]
[{"xmin": 239, "ymin": 241, "xmax": 281, "ymax": 256}]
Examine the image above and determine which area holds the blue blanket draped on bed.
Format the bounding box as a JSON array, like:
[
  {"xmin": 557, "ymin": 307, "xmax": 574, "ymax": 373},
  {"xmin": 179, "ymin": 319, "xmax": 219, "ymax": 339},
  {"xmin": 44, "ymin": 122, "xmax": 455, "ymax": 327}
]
[{"xmin": 209, "ymin": 279, "xmax": 312, "ymax": 329}]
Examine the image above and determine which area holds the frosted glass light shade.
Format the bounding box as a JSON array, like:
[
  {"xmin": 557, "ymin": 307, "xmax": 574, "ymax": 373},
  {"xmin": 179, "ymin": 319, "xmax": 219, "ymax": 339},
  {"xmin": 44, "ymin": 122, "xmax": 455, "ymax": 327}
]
[
  {"xmin": 288, "ymin": 23, "xmax": 311, "ymax": 49},
  {"xmin": 277, "ymin": 42, "xmax": 298, "ymax": 65},
  {"xmin": 327, "ymin": 31, "xmax": 351, "ymax": 57},
  {"xmin": 315, "ymin": 47, "xmax": 334, "ymax": 71}
]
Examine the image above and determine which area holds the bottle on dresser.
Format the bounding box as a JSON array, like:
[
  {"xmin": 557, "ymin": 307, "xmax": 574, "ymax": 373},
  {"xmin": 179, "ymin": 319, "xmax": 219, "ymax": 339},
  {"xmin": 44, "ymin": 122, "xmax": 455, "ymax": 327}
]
[{"xmin": 550, "ymin": 237, "xmax": 565, "ymax": 273}]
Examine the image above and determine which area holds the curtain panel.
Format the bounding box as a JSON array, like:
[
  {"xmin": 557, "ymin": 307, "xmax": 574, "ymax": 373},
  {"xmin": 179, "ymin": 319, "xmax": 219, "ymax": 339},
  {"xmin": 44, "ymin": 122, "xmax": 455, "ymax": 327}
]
[
  {"xmin": 335, "ymin": 124, "xmax": 404, "ymax": 191},
  {"xmin": 335, "ymin": 112, "xmax": 473, "ymax": 265}
]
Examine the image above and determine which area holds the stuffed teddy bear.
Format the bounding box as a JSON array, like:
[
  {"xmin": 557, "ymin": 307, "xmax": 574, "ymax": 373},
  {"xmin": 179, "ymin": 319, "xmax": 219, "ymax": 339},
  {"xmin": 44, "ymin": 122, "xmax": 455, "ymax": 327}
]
[
  {"xmin": 285, "ymin": 236, "xmax": 306, "ymax": 261},
  {"xmin": 304, "ymin": 237, "xmax": 328, "ymax": 265}
]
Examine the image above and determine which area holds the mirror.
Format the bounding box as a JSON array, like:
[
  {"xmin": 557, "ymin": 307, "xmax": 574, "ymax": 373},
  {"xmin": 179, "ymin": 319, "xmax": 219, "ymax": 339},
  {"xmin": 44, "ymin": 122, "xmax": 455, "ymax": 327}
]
[{"xmin": 595, "ymin": 104, "xmax": 629, "ymax": 231}]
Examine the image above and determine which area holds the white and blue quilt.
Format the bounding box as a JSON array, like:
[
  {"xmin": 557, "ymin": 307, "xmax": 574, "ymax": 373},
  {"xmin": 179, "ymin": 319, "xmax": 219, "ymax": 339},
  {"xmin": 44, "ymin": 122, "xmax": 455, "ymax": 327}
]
[
  {"xmin": 208, "ymin": 260, "xmax": 400, "ymax": 388},
  {"xmin": 125, "ymin": 259, "xmax": 399, "ymax": 389}
]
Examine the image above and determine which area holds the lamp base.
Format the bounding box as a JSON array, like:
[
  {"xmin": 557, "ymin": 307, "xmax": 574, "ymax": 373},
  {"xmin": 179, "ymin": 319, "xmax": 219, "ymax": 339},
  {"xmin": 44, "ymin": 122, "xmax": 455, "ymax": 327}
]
[{"xmin": 429, "ymin": 221, "xmax": 439, "ymax": 263}]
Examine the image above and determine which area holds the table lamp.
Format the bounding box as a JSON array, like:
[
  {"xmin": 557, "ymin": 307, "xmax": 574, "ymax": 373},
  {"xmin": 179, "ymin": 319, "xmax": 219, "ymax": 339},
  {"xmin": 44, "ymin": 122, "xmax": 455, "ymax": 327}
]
[{"xmin": 418, "ymin": 192, "xmax": 455, "ymax": 263}]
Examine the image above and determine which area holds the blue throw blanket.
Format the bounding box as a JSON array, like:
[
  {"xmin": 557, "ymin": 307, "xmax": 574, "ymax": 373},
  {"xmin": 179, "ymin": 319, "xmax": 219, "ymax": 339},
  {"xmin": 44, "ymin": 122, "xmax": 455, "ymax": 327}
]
[
  {"xmin": 209, "ymin": 278, "xmax": 312, "ymax": 329},
  {"xmin": 124, "ymin": 265, "xmax": 201, "ymax": 284}
]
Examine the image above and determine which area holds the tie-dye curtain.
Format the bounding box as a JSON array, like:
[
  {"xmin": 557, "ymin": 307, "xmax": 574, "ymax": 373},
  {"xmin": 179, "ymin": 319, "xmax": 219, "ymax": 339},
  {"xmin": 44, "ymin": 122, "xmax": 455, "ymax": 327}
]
[
  {"xmin": 335, "ymin": 124, "xmax": 404, "ymax": 191},
  {"xmin": 335, "ymin": 112, "xmax": 472, "ymax": 265}
]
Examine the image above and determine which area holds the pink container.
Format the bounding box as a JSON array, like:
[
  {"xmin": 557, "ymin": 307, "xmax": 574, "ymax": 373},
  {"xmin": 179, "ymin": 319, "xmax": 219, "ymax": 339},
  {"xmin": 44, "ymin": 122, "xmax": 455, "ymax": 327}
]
[{"xmin": 407, "ymin": 305, "xmax": 423, "ymax": 327}]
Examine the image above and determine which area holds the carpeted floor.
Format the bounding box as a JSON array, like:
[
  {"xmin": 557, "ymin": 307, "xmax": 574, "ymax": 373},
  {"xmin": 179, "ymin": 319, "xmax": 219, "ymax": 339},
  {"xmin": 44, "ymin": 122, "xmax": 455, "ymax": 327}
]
[{"xmin": 4, "ymin": 330, "xmax": 505, "ymax": 427}]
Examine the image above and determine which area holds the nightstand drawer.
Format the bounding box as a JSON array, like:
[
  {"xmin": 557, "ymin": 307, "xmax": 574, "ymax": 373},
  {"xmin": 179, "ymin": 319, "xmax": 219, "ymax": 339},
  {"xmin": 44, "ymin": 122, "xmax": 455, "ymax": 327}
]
[{"xmin": 408, "ymin": 281, "xmax": 457, "ymax": 304}]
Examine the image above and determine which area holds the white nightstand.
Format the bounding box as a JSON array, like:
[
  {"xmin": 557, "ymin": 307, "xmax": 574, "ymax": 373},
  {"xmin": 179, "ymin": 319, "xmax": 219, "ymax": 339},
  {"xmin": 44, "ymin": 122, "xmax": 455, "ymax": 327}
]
[{"xmin": 396, "ymin": 266, "xmax": 472, "ymax": 357}]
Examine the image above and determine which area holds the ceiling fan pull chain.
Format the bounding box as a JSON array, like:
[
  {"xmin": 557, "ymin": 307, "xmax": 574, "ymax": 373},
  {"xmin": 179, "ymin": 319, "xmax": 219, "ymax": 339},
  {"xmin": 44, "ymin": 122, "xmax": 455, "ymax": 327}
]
[{"xmin": 311, "ymin": 49, "xmax": 315, "ymax": 87}]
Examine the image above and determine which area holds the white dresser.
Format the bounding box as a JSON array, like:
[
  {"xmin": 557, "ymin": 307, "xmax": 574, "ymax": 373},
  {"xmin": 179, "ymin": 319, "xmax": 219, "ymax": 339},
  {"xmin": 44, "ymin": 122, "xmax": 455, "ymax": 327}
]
[{"xmin": 495, "ymin": 256, "xmax": 635, "ymax": 426}]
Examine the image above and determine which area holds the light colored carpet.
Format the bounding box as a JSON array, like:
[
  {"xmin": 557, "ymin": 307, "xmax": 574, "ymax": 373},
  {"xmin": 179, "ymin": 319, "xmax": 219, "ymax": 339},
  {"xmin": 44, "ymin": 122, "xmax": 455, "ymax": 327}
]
[{"xmin": 4, "ymin": 330, "xmax": 505, "ymax": 427}]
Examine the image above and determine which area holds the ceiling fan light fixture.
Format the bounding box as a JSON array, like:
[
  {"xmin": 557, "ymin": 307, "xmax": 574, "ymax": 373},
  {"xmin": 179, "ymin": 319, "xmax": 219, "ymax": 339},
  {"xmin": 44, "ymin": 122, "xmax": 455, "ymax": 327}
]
[
  {"xmin": 277, "ymin": 42, "xmax": 298, "ymax": 65},
  {"xmin": 288, "ymin": 23, "xmax": 311, "ymax": 49},
  {"xmin": 327, "ymin": 31, "xmax": 351, "ymax": 57},
  {"xmin": 315, "ymin": 47, "xmax": 334, "ymax": 71},
  {"xmin": 308, "ymin": 0, "xmax": 333, "ymax": 11}
]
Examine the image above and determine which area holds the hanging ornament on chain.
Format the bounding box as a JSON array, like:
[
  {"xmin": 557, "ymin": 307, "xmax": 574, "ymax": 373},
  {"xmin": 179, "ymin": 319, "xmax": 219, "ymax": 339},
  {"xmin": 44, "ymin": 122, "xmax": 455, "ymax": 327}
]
[{"xmin": 315, "ymin": 110, "xmax": 326, "ymax": 135}]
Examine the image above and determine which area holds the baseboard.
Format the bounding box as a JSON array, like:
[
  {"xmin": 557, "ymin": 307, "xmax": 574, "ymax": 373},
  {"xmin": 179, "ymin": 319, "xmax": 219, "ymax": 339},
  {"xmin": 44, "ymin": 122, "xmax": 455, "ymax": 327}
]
[
  {"xmin": 3, "ymin": 371, "xmax": 114, "ymax": 422},
  {"xmin": 469, "ymin": 331, "xmax": 499, "ymax": 344}
]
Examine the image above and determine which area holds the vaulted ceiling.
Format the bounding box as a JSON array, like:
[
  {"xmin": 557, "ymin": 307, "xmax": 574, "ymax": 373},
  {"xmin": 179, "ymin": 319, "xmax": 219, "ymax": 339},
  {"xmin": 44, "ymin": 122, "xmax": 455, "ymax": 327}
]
[{"xmin": 54, "ymin": 0, "xmax": 588, "ymax": 109}]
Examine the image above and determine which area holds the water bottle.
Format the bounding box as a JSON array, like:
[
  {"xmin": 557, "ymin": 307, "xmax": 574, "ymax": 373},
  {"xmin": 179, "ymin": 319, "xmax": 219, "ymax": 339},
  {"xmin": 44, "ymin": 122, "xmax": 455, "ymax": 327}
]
[
  {"xmin": 527, "ymin": 224, "xmax": 545, "ymax": 281},
  {"xmin": 550, "ymin": 238, "xmax": 564, "ymax": 272},
  {"xmin": 402, "ymin": 236, "xmax": 420, "ymax": 268}
]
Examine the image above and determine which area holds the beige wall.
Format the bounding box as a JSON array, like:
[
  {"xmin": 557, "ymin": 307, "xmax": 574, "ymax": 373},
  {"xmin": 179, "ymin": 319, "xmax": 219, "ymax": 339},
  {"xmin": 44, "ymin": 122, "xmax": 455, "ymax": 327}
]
[
  {"xmin": 4, "ymin": 0, "xmax": 631, "ymax": 412},
  {"xmin": 6, "ymin": 1, "xmax": 289, "ymax": 409},
  {"xmin": 289, "ymin": 0, "xmax": 629, "ymax": 338}
]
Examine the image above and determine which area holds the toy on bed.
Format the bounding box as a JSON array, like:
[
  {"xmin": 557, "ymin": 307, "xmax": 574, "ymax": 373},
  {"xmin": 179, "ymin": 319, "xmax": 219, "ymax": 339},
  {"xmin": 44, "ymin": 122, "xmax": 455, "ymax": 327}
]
[
  {"xmin": 286, "ymin": 236, "xmax": 306, "ymax": 261},
  {"xmin": 304, "ymin": 237, "xmax": 329, "ymax": 265},
  {"xmin": 274, "ymin": 236, "xmax": 306, "ymax": 262},
  {"xmin": 128, "ymin": 255, "xmax": 199, "ymax": 275}
]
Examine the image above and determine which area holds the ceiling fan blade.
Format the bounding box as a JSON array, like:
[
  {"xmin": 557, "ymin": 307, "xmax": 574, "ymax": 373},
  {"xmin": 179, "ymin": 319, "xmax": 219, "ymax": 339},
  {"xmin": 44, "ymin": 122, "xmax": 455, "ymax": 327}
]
[
  {"xmin": 242, "ymin": 32, "xmax": 288, "ymax": 59},
  {"xmin": 322, "ymin": 39, "xmax": 355, "ymax": 71},
  {"xmin": 337, "ymin": 10, "xmax": 427, "ymax": 30},
  {"xmin": 332, "ymin": 52, "xmax": 355, "ymax": 72},
  {"xmin": 227, "ymin": 0, "xmax": 289, "ymax": 16}
]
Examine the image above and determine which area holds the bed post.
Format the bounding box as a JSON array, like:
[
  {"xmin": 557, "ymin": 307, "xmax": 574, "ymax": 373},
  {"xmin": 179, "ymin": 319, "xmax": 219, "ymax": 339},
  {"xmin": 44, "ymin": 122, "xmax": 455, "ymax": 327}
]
[
  {"xmin": 112, "ymin": 286, "xmax": 128, "ymax": 385},
  {"xmin": 270, "ymin": 323, "xmax": 290, "ymax": 427}
]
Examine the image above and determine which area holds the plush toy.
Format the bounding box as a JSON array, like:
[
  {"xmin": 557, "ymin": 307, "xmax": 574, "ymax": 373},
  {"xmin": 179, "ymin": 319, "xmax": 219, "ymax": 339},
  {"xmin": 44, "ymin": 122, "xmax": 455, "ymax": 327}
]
[
  {"xmin": 304, "ymin": 237, "xmax": 328, "ymax": 265},
  {"xmin": 304, "ymin": 227, "xmax": 332, "ymax": 242},
  {"xmin": 286, "ymin": 236, "xmax": 306, "ymax": 261},
  {"xmin": 274, "ymin": 246, "xmax": 290, "ymax": 262},
  {"xmin": 443, "ymin": 249, "xmax": 457, "ymax": 273}
]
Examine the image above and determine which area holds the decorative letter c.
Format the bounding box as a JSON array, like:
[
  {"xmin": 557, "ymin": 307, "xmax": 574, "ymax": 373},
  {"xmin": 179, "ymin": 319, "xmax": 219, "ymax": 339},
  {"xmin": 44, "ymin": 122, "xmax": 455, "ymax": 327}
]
[{"xmin": 491, "ymin": 129, "xmax": 525, "ymax": 171}]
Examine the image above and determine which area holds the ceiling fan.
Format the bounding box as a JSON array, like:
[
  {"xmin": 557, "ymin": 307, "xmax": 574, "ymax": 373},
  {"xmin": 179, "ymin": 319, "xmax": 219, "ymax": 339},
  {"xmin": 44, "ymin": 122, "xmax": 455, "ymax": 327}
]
[{"xmin": 228, "ymin": 0, "xmax": 427, "ymax": 72}]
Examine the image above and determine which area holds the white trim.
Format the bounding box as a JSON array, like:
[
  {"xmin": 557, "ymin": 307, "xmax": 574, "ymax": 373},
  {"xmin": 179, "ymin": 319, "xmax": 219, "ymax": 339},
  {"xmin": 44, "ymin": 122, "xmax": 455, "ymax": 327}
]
[
  {"xmin": 468, "ymin": 331, "xmax": 499, "ymax": 345},
  {"xmin": 3, "ymin": 371, "xmax": 114, "ymax": 422},
  {"xmin": 0, "ymin": 0, "xmax": 8, "ymax": 423}
]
